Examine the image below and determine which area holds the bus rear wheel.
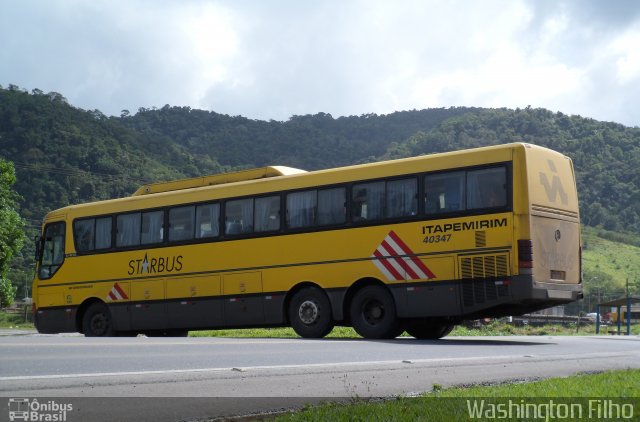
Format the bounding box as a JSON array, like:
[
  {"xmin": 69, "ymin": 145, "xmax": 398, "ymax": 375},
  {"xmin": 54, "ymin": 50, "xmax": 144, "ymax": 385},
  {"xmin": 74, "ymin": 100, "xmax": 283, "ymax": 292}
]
[
  {"xmin": 82, "ymin": 302, "xmax": 115, "ymax": 337},
  {"xmin": 405, "ymin": 319, "xmax": 454, "ymax": 340},
  {"xmin": 350, "ymin": 285, "xmax": 400, "ymax": 339},
  {"xmin": 289, "ymin": 287, "xmax": 334, "ymax": 338}
]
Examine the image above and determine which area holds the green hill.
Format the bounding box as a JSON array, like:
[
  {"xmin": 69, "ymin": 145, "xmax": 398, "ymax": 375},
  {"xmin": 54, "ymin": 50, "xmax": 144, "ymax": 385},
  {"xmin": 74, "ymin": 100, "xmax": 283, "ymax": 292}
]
[
  {"xmin": 380, "ymin": 107, "xmax": 640, "ymax": 234},
  {"xmin": 581, "ymin": 226, "xmax": 640, "ymax": 309},
  {"xmin": 1, "ymin": 85, "xmax": 639, "ymax": 302}
]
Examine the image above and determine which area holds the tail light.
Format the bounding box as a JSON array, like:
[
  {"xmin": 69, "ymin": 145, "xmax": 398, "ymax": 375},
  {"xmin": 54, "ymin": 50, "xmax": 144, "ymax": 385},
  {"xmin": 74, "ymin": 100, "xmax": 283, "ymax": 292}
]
[
  {"xmin": 579, "ymin": 246, "xmax": 583, "ymax": 283},
  {"xmin": 518, "ymin": 239, "xmax": 533, "ymax": 269}
]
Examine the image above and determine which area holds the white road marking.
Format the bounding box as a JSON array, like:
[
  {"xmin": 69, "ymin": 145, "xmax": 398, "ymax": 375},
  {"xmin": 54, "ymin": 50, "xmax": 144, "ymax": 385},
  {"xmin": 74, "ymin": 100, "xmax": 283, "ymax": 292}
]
[{"xmin": 2, "ymin": 351, "xmax": 637, "ymax": 382}]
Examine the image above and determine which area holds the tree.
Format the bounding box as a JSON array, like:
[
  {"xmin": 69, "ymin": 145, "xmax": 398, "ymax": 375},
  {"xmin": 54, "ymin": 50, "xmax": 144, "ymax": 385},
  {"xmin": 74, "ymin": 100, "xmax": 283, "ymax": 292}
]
[{"xmin": 0, "ymin": 159, "xmax": 26, "ymax": 307}]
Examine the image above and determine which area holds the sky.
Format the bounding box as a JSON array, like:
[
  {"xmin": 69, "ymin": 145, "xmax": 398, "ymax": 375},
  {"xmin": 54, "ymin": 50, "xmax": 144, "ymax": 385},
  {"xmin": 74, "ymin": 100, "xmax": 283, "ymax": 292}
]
[{"xmin": 1, "ymin": 0, "xmax": 640, "ymax": 127}]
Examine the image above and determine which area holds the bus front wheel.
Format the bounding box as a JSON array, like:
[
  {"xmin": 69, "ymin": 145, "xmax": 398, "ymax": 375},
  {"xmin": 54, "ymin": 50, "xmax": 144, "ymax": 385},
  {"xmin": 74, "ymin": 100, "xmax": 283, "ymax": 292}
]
[
  {"xmin": 82, "ymin": 302, "xmax": 115, "ymax": 337},
  {"xmin": 289, "ymin": 287, "xmax": 334, "ymax": 338},
  {"xmin": 350, "ymin": 285, "xmax": 400, "ymax": 339}
]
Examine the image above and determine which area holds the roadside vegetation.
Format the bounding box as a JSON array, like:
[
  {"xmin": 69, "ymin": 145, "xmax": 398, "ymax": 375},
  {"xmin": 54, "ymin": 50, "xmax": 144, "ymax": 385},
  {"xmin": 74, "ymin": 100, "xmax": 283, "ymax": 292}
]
[
  {"xmin": 2, "ymin": 312, "xmax": 637, "ymax": 336},
  {"xmin": 580, "ymin": 226, "xmax": 640, "ymax": 312},
  {"xmin": 188, "ymin": 320, "xmax": 639, "ymax": 338},
  {"xmin": 0, "ymin": 309, "xmax": 33, "ymax": 329},
  {"xmin": 272, "ymin": 369, "xmax": 640, "ymax": 421}
]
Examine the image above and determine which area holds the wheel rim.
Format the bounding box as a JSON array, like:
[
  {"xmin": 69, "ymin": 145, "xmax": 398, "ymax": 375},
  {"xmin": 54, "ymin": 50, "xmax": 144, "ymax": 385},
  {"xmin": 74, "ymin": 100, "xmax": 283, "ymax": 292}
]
[
  {"xmin": 362, "ymin": 299, "xmax": 384, "ymax": 326},
  {"xmin": 299, "ymin": 299, "xmax": 319, "ymax": 325},
  {"xmin": 90, "ymin": 313, "xmax": 109, "ymax": 336}
]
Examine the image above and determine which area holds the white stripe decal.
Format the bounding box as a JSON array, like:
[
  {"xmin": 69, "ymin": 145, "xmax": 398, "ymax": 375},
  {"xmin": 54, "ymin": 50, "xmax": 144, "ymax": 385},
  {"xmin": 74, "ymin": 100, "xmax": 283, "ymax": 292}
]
[
  {"xmin": 376, "ymin": 243, "xmax": 407, "ymax": 279},
  {"xmin": 384, "ymin": 236, "xmax": 428, "ymax": 279},
  {"xmin": 371, "ymin": 255, "xmax": 397, "ymax": 281},
  {"xmin": 371, "ymin": 231, "xmax": 436, "ymax": 281},
  {"xmin": 112, "ymin": 288, "xmax": 123, "ymax": 301}
]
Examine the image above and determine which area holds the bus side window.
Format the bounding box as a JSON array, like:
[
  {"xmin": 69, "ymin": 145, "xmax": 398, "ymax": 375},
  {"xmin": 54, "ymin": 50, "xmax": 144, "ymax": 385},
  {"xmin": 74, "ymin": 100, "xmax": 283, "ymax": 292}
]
[
  {"xmin": 74, "ymin": 219, "xmax": 95, "ymax": 252},
  {"xmin": 169, "ymin": 206, "xmax": 196, "ymax": 241},
  {"xmin": 196, "ymin": 203, "xmax": 220, "ymax": 238},
  {"xmin": 352, "ymin": 182, "xmax": 384, "ymax": 221},
  {"xmin": 95, "ymin": 217, "xmax": 112, "ymax": 249},
  {"xmin": 255, "ymin": 196, "xmax": 280, "ymax": 232},
  {"xmin": 317, "ymin": 187, "xmax": 346, "ymax": 226},
  {"xmin": 424, "ymin": 171, "xmax": 465, "ymax": 214},
  {"xmin": 386, "ymin": 178, "xmax": 417, "ymax": 218},
  {"xmin": 225, "ymin": 198, "xmax": 254, "ymax": 235},
  {"xmin": 141, "ymin": 210, "xmax": 164, "ymax": 245},
  {"xmin": 286, "ymin": 190, "xmax": 316, "ymax": 229},
  {"xmin": 467, "ymin": 167, "xmax": 507, "ymax": 209},
  {"xmin": 117, "ymin": 213, "xmax": 141, "ymax": 247}
]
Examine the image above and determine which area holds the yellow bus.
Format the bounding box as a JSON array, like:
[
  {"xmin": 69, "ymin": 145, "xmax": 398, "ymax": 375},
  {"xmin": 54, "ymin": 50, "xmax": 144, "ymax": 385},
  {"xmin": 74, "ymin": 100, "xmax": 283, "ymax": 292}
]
[
  {"xmin": 610, "ymin": 307, "xmax": 640, "ymax": 324},
  {"xmin": 32, "ymin": 143, "xmax": 583, "ymax": 339}
]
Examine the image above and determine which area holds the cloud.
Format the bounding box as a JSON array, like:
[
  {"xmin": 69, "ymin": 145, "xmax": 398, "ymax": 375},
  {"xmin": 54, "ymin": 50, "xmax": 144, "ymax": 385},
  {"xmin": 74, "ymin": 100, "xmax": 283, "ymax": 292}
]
[
  {"xmin": 1, "ymin": 0, "xmax": 639, "ymax": 126},
  {"xmin": 1, "ymin": 0, "xmax": 241, "ymax": 115}
]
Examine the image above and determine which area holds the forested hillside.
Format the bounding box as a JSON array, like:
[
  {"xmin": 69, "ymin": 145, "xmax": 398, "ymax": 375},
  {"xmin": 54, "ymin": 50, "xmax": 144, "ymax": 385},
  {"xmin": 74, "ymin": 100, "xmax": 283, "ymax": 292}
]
[
  {"xmin": 1, "ymin": 85, "xmax": 639, "ymax": 238},
  {"xmin": 380, "ymin": 108, "xmax": 640, "ymax": 234},
  {"xmin": 0, "ymin": 86, "xmax": 223, "ymax": 226},
  {"xmin": 121, "ymin": 105, "xmax": 476, "ymax": 169}
]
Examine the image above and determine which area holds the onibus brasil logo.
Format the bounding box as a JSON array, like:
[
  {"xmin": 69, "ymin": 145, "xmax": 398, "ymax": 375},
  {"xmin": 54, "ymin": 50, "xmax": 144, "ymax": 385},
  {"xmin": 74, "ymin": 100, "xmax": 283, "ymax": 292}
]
[{"xmin": 8, "ymin": 398, "xmax": 72, "ymax": 421}]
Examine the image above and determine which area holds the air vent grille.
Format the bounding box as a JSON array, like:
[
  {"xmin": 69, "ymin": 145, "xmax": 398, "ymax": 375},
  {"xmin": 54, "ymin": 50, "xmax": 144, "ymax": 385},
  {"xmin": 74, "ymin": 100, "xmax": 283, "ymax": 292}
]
[
  {"xmin": 460, "ymin": 254, "xmax": 509, "ymax": 279},
  {"xmin": 459, "ymin": 253, "xmax": 511, "ymax": 309}
]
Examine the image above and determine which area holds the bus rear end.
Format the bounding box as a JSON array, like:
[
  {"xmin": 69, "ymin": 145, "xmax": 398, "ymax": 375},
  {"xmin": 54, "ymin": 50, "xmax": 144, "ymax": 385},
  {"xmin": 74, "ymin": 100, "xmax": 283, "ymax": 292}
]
[{"xmin": 513, "ymin": 144, "xmax": 582, "ymax": 310}]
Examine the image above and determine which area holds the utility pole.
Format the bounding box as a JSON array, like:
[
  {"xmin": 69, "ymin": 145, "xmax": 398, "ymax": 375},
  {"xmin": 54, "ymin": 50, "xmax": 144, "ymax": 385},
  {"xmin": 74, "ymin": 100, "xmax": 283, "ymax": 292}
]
[{"xmin": 626, "ymin": 278, "xmax": 631, "ymax": 336}]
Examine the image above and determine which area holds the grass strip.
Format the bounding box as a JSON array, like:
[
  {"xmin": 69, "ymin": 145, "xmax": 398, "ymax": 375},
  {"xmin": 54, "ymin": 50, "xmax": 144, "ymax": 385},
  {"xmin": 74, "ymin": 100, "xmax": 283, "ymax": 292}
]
[
  {"xmin": 273, "ymin": 369, "xmax": 640, "ymax": 421},
  {"xmin": 188, "ymin": 321, "xmax": 639, "ymax": 338}
]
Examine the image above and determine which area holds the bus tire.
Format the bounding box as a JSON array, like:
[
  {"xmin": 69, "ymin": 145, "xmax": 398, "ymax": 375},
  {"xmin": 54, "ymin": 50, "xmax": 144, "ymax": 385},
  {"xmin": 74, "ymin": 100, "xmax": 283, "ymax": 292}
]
[
  {"xmin": 82, "ymin": 302, "xmax": 115, "ymax": 337},
  {"xmin": 289, "ymin": 287, "xmax": 334, "ymax": 338},
  {"xmin": 405, "ymin": 320, "xmax": 454, "ymax": 340},
  {"xmin": 350, "ymin": 285, "xmax": 400, "ymax": 339}
]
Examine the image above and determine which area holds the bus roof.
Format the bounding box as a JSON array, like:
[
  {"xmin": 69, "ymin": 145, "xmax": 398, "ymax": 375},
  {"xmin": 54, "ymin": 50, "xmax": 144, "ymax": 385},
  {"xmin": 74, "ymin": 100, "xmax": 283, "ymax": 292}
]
[
  {"xmin": 132, "ymin": 166, "xmax": 307, "ymax": 196},
  {"xmin": 43, "ymin": 142, "xmax": 564, "ymax": 221}
]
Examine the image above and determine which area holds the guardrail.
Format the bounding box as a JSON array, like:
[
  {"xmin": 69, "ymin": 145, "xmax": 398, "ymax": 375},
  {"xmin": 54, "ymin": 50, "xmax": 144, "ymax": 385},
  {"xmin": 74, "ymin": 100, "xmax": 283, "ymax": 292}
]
[{"xmin": 512, "ymin": 314, "xmax": 594, "ymax": 327}]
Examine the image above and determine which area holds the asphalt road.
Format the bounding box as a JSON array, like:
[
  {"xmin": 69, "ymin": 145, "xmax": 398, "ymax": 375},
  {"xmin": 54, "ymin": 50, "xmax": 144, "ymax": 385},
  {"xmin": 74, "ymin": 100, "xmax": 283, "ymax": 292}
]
[{"xmin": 1, "ymin": 333, "xmax": 639, "ymax": 421}]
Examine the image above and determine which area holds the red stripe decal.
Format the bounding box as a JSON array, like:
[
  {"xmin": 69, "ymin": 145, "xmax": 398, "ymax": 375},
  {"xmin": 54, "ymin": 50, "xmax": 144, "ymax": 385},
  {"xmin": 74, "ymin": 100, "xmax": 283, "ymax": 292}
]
[
  {"xmin": 411, "ymin": 255, "xmax": 436, "ymax": 279},
  {"xmin": 108, "ymin": 291, "xmax": 117, "ymax": 301},
  {"xmin": 373, "ymin": 250, "xmax": 404, "ymax": 281},
  {"xmin": 387, "ymin": 231, "xmax": 412, "ymax": 255},
  {"xmin": 388, "ymin": 231, "xmax": 436, "ymax": 279},
  {"xmin": 114, "ymin": 282, "xmax": 128, "ymax": 300},
  {"xmin": 381, "ymin": 239, "xmax": 420, "ymax": 279}
]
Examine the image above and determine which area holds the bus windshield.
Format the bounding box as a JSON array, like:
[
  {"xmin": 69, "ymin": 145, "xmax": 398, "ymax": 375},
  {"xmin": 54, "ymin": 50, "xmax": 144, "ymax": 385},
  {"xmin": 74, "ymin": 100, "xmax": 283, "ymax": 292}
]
[{"xmin": 39, "ymin": 222, "xmax": 65, "ymax": 279}]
